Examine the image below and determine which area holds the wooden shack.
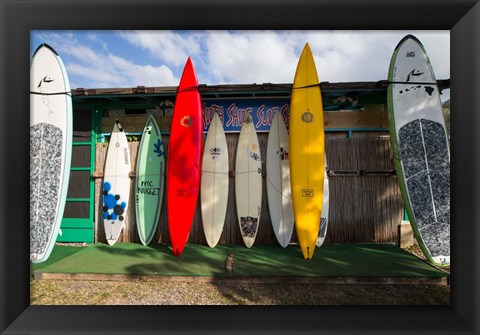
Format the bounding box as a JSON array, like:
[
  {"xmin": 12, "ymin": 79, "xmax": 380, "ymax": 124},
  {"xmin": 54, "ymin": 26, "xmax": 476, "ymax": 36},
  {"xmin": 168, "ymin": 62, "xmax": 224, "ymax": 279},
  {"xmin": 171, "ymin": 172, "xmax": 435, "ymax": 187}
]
[{"xmin": 61, "ymin": 80, "xmax": 450, "ymax": 246}]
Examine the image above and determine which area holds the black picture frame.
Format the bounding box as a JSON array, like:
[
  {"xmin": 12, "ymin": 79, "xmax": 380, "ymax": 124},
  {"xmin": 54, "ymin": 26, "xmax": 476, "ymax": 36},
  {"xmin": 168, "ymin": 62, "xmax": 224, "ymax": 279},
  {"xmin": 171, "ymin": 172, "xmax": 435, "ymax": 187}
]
[{"xmin": 1, "ymin": 0, "xmax": 479, "ymax": 334}]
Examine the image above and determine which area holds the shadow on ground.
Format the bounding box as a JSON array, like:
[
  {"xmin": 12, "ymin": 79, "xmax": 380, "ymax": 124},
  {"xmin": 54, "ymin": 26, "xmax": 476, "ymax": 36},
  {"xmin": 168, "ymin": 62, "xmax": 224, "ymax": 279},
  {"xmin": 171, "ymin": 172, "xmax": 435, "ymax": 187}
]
[{"xmin": 31, "ymin": 242, "xmax": 450, "ymax": 305}]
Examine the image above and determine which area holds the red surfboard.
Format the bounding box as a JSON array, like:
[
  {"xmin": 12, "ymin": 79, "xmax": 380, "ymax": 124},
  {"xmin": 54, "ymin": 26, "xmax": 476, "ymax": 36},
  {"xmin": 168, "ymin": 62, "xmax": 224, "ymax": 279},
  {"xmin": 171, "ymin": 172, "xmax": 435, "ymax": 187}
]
[{"xmin": 167, "ymin": 57, "xmax": 203, "ymax": 256}]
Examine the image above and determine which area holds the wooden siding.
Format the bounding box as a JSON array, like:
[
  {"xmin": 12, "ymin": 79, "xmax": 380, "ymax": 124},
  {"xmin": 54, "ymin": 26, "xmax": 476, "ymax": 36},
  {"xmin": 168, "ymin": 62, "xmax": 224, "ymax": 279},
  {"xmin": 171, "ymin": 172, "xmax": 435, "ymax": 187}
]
[
  {"xmin": 94, "ymin": 134, "xmax": 404, "ymax": 246},
  {"xmin": 101, "ymin": 109, "xmax": 389, "ymax": 135}
]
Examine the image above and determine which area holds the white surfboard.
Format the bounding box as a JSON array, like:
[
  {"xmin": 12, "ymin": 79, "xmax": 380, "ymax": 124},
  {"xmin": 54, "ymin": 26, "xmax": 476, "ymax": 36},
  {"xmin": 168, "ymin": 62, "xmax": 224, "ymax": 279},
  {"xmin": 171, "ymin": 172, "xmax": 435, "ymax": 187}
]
[
  {"xmin": 317, "ymin": 156, "xmax": 329, "ymax": 247},
  {"xmin": 103, "ymin": 120, "xmax": 131, "ymax": 246},
  {"xmin": 201, "ymin": 112, "xmax": 229, "ymax": 248},
  {"xmin": 388, "ymin": 35, "xmax": 450, "ymax": 266},
  {"xmin": 235, "ymin": 112, "xmax": 262, "ymax": 248},
  {"xmin": 30, "ymin": 43, "xmax": 72, "ymax": 263},
  {"xmin": 266, "ymin": 111, "xmax": 294, "ymax": 248}
]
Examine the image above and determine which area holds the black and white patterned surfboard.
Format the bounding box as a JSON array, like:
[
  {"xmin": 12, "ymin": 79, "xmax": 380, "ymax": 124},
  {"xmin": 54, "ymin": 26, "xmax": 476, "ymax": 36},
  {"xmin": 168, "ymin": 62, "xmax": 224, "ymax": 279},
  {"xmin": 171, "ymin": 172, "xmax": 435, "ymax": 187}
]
[
  {"xmin": 30, "ymin": 44, "xmax": 72, "ymax": 263},
  {"xmin": 388, "ymin": 35, "xmax": 450, "ymax": 266}
]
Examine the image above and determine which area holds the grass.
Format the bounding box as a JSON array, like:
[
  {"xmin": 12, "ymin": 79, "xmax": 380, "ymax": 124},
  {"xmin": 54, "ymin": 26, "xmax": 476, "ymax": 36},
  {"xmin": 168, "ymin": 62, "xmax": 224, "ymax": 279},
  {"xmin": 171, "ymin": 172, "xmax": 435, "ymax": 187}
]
[
  {"xmin": 33, "ymin": 242, "xmax": 449, "ymax": 279},
  {"xmin": 35, "ymin": 243, "xmax": 231, "ymax": 276},
  {"xmin": 30, "ymin": 245, "xmax": 85, "ymax": 277},
  {"xmin": 30, "ymin": 242, "xmax": 450, "ymax": 305}
]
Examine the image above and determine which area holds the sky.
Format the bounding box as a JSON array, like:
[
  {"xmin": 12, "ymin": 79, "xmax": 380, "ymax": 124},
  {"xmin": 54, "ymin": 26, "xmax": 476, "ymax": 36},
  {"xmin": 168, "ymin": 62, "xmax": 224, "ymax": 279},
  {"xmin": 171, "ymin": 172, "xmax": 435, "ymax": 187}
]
[{"xmin": 31, "ymin": 30, "xmax": 450, "ymax": 101}]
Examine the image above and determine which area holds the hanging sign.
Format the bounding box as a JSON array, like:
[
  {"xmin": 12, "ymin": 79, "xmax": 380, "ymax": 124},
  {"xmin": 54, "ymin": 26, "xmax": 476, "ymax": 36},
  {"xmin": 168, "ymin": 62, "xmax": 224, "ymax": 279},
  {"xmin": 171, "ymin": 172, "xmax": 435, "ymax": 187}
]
[{"xmin": 202, "ymin": 98, "xmax": 290, "ymax": 133}]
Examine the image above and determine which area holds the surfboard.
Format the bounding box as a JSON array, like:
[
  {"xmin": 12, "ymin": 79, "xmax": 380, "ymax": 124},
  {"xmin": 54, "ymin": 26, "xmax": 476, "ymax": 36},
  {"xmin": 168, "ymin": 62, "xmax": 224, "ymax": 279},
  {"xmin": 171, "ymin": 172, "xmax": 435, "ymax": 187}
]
[
  {"xmin": 266, "ymin": 111, "xmax": 294, "ymax": 248},
  {"xmin": 235, "ymin": 111, "xmax": 263, "ymax": 248},
  {"xmin": 30, "ymin": 43, "xmax": 72, "ymax": 263},
  {"xmin": 388, "ymin": 35, "xmax": 450, "ymax": 266},
  {"xmin": 135, "ymin": 115, "xmax": 165, "ymax": 246},
  {"xmin": 103, "ymin": 120, "xmax": 131, "ymax": 246},
  {"xmin": 201, "ymin": 112, "xmax": 229, "ymax": 248},
  {"xmin": 289, "ymin": 42, "xmax": 325, "ymax": 260},
  {"xmin": 167, "ymin": 57, "xmax": 203, "ymax": 256},
  {"xmin": 316, "ymin": 156, "xmax": 329, "ymax": 247}
]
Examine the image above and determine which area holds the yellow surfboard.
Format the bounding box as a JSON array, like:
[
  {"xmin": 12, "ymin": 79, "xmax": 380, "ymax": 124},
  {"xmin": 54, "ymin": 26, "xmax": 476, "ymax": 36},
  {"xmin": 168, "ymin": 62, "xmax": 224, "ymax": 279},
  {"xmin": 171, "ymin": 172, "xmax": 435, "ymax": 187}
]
[{"xmin": 289, "ymin": 43, "xmax": 325, "ymax": 259}]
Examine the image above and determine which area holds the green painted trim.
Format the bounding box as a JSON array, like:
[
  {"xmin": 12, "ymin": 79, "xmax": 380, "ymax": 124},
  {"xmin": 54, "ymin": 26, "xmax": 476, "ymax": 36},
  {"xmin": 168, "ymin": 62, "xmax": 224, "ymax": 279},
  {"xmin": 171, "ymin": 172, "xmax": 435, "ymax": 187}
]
[
  {"xmin": 70, "ymin": 167, "xmax": 91, "ymax": 171},
  {"xmin": 57, "ymin": 229, "xmax": 94, "ymax": 243},
  {"xmin": 90, "ymin": 109, "xmax": 100, "ymax": 222},
  {"xmin": 75, "ymin": 101, "xmax": 159, "ymax": 110},
  {"xmin": 61, "ymin": 218, "xmax": 93, "ymax": 229},
  {"xmin": 61, "ymin": 108, "xmax": 98, "ymax": 242},
  {"xmin": 94, "ymin": 109, "xmax": 104, "ymax": 143},
  {"xmin": 65, "ymin": 198, "xmax": 90, "ymax": 202}
]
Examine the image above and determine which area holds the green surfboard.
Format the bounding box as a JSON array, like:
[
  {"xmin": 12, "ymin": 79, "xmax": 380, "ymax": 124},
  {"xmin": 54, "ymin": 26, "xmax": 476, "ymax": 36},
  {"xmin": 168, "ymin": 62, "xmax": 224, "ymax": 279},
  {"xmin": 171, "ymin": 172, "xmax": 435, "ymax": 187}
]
[{"xmin": 135, "ymin": 115, "xmax": 165, "ymax": 245}]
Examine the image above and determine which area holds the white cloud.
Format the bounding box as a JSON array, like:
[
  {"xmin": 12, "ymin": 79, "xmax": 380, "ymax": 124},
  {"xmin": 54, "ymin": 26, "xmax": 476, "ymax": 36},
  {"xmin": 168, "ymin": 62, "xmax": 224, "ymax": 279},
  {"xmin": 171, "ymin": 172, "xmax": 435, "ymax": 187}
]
[
  {"xmin": 32, "ymin": 31, "xmax": 178, "ymax": 88},
  {"xmin": 32, "ymin": 30, "xmax": 449, "ymax": 91},
  {"xmin": 307, "ymin": 31, "xmax": 399, "ymax": 82},
  {"xmin": 86, "ymin": 33, "xmax": 109, "ymax": 52},
  {"xmin": 296, "ymin": 31, "xmax": 450, "ymax": 84},
  {"xmin": 193, "ymin": 30, "xmax": 448, "ymax": 85},
  {"xmin": 67, "ymin": 63, "xmax": 121, "ymax": 88},
  {"xmin": 117, "ymin": 30, "xmax": 202, "ymax": 68},
  {"xmin": 108, "ymin": 55, "xmax": 177, "ymax": 87},
  {"xmin": 203, "ymin": 30, "xmax": 300, "ymax": 84}
]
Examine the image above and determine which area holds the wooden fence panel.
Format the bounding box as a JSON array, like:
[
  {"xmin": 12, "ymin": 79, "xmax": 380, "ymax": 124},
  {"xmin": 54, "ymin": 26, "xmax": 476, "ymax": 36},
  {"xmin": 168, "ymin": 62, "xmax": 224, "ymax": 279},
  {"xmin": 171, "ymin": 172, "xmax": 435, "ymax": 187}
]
[
  {"xmin": 94, "ymin": 135, "xmax": 404, "ymax": 246},
  {"xmin": 326, "ymin": 137, "xmax": 403, "ymax": 244}
]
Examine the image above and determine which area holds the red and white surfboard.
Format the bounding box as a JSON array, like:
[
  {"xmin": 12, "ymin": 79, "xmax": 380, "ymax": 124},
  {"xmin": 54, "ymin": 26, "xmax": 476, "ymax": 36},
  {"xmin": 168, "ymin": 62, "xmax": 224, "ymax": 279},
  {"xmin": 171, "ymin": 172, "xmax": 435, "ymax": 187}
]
[{"xmin": 167, "ymin": 58, "xmax": 203, "ymax": 256}]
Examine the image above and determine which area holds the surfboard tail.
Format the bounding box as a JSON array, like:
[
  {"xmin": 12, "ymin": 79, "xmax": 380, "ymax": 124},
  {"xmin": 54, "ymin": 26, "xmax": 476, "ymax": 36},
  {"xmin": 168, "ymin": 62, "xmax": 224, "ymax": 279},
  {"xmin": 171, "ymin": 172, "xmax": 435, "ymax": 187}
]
[{"xmin": 172, "ymin": 244, "xmax": 185, "ymax": 257}]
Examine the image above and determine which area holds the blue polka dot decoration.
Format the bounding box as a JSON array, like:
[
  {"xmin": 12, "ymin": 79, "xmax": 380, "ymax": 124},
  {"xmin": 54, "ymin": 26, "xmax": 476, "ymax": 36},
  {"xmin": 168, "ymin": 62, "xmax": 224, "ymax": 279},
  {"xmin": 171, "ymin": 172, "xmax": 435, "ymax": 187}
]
[
  {"xmin": 104, "ymin": 194, "xmax": 117, "ymax": 209},
  {"xmin": 104, "ymin": 182, "xmax": 111, "ymax": 192},
  {"xmin": 102, "ymin": 181, "xmax": 126, "ymax": 221}
]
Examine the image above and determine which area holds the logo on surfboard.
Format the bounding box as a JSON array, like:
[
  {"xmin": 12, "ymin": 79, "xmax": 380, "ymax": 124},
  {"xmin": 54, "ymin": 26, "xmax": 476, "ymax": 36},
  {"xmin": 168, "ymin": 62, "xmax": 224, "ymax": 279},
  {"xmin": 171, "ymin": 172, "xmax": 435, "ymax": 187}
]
[
  {"xmin": 180, "ymin": 115, "xmax": 193, "ymax": 128},
  {"xmin": 210, "ymin": 147, "xmax": 221, "ymax": 159},
  {"xmin": 153, "ymin": 139, "xmax": 164, "ymax": 157},
  {"xmin": 37, "ymin": 76, "xmax": 54, "ymax": 88},
  {"xmin": 250, "ymin": 152, "xmax": 260, "ymax": 161},
  {"xmin": 240, "ymin": 216, "xmax": 258, "ymax": 237},
  {"xmin": 406, "ymin": 68, "xmax": 424, "ymax": 82},
  {"xmin": 301, "ymin": 111, "xmax": 314, "ymax": 123},
  {"xmin": 277, "ymin": 147, "xmax": 289, "ymax": 160},
  {"xmin": 302, "ymin": 189, "xmax": 314, "ymax": 197}
]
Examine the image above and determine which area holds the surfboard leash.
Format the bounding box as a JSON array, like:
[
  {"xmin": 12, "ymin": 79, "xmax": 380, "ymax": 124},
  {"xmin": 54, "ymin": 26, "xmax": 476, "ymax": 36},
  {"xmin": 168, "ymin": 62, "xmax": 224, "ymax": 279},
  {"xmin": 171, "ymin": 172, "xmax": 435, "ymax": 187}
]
[
  {"xmin": 386, "ymin": 81, "xmax": 438, "ymax": 86},
  {"xmin": 30, "ymin": 91, "xmax": 72, "ymax": 96},
  {"xmin": 287, "ymin": 80, "xmax": 442, "ymax": 90}
]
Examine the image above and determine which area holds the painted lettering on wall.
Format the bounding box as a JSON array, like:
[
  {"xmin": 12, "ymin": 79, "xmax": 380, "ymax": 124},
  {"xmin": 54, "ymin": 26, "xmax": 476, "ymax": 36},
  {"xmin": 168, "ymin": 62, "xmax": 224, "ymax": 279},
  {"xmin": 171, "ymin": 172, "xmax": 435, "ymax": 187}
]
[
  {"xmin": 202, "ymin": 99, "xmax": 290, "ymax": 133},
  {"xmin": 202, "ymin": 103, "xmax": 225, "ymax": 127},
  {"xmin": 226, "ymin": 103, "xmax": 252, "ymax": 128},
  {"xmin": 255, "ymin": 104, "xmax": 289, "ymax": 129}
]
